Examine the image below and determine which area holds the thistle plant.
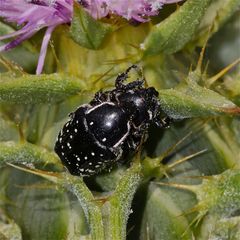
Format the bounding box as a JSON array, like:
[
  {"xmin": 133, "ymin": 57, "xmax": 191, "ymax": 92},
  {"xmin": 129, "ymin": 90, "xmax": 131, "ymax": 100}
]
[{"xmin": 0, "ymin": 0, "xmax": 240, "ymax": 240}]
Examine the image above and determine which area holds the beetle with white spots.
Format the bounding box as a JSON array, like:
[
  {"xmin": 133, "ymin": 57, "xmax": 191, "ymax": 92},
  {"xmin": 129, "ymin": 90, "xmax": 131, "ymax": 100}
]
[{"xmin": 54, "ymin": 65, "xmax": 171, "ymax": 176}]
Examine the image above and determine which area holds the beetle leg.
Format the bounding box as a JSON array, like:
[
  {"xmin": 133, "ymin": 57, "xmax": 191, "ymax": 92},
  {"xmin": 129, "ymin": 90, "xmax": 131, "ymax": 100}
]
[
  {"xmin": 115, "ymin": 73, "xmax": 129, "ymax": 89},
  {"xmin": 128, "ymin": 123, "xmax": 149, "ymax": 149},
  {"xmin": 155, "ymin": 115, "xmax": 172, "ymax": 128},
  {"xmin": 94, "ymin": 91, "xmax": 103, "ymax": 101},
  {"xmin": 124, "ymin": 79, "xmax": 144, "ymax": 90},
  {"xmin": 115, "ymin": 65, "xmax": 144, "ymax": 89},
  {"xmin": 90, "ymin": 90, "xmax": 109, "ymax": 105}
]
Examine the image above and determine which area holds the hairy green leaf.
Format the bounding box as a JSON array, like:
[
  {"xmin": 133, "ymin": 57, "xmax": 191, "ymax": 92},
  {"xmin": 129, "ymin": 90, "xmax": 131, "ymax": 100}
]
[
  {"xmin": 70, "ymin": 4, "xmax": 113, "ymax": 49},
  {"xmin": 0, "ymin": 115, "xmax": 19, "ymax": 142},
  {"xmin": 64, "ymin": 174, "xmax": 104, "ymax": 240},
  {"xmin": 158, "ymin": 81, "xmax": 240, "ymax": 119},
  {"xmin": 191, "ymin": 0, "xmax": 240, "ymax": 45},
  {"xmin": 199, "ymin": 215, "xmax": 240, "ymax": 240},
  {"xmin": 0, "ymin": 73, "xmax": 85, "ymax": 104},
  {"xmin": 141, "ymin": 0, "xmax": 212, "ymax": 55},
  {"xmin": 0, "ymin": 218, "xmax": 22, "ymax": 240},
  {"xmin": 140, "ymin": 184, "xmax": 192, "ymax": 240},
  {"xmin": 0, "ymin": 141, "xmax": 61, "ymax": 168},
  {"xmin": 195, "ymin": 169, "xmax": 240, "ymax": 217},
  {"xmin": 105, "ymin": 162, "xmax": 141, "ymax": 240},
  {"xmin": 3, "ymin": 172, "xmax": 69, "ymax": 240}
]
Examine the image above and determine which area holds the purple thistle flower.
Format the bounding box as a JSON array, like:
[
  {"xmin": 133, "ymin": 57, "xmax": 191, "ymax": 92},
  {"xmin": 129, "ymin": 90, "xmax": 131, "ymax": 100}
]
[
  {"xmin": 79, "ymin": 0, "xmax": 183, "ymax": 22},
  {"xmin": 0, "ymin": 0, "xmax": 73, "ymax": 74},
  {"xmin": 0, "ymin": 0, "xmax": 182, "ymax": 74}
]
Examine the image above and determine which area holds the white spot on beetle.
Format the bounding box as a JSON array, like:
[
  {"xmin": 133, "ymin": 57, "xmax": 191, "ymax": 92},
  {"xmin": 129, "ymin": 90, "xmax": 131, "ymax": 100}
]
[
  {"xmin": 91, "ymin": 152, "xmax": 95, "ymax": 156},
  {"xmin": 102, "ymin": 138, "xmax": 106, "ymax": 142},
  {"xmin": 77, "ymin": 157, "xmax": 80, "ymax": 161},
  {"xmin": 84, "ymin": 156, "xmax": 88, "ymax": 160},
  {"xmin": 74, "ymin": 129, "xmax": 78, "ymax": 133},
  {"xmin": 147, "ymin": 110, "xmax": 153, "ymax": 120},
  {"xmin": 90, "ymin": 122, "xmax": 94, "ymax": 125},
  {"xmin": 89, "ymin": 162, "xmax": 92, "ymax": 165},
  {"xmin": 61, "ymin": 152, "xmax": 65, "ymax": 156},
  {"xmin": 70, "ymin": 135, "xmax": 73, "ymax": 139}
]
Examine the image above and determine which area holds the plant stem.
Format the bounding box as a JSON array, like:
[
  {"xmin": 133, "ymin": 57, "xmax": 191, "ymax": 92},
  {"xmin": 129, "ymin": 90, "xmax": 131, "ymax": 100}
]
[
  {"xmin": 64, "ymin": 175, "xmax": 105, "ymax": 240},
  {"xmin": 103, "ymin": 161, "xmax": 142, "ymax": 240}
]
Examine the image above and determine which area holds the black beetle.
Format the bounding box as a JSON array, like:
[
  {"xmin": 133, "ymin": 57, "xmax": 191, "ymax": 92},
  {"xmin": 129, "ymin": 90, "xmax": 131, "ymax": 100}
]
[{"xmin": 54, "ymin": 65, "xmax": 171, "ymax": 176}]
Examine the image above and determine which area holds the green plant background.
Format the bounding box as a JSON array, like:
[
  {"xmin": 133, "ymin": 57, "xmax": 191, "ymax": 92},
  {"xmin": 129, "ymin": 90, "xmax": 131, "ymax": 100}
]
[{"xmin": 0, "ymin": 0, "xmax": 240, "ymax": 239}]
